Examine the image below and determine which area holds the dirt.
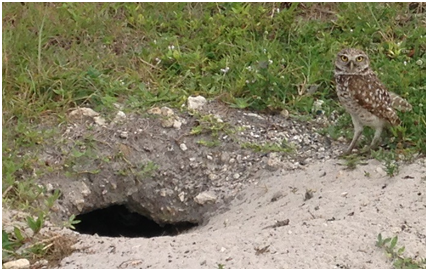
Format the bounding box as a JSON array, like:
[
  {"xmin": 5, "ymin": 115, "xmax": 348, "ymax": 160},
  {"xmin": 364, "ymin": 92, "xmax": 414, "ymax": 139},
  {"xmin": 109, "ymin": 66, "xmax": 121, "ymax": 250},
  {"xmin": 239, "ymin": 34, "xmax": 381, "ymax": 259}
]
[
  {"xmin": 38, "ymin": 100, "xmax": 341, "ymax": 226},
  {"xmin": 59, "ymin": 157, "xmax": 426, "ymax": 269},
  {"xmin": 4, "ymin": 99, "xmax": 426, "ymax": 268}
]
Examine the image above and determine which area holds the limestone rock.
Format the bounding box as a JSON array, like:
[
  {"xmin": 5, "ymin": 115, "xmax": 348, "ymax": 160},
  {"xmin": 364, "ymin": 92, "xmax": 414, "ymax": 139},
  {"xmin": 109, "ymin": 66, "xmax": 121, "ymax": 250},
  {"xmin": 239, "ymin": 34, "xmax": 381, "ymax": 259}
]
[
  {"xmin": 161, "ymin": 107, "xmax": 175, "ymax": 117},
  {"xmin": 69, "ymin": 107, "xmax": 99, "ymax": 119},
  {"xmin": 3, "ymin": 259, "xmax": 30, "ymax": 269},
  {"xmin": 194, "ymin": 192, "xmax": 217, "ymax": 205},
  {"xmin": 113, "ymin": 111, "xmax": 127, "ymax": 123},
  {"xmin": 94, "ymin": 116, "xmax": 107, "ymax": 126},
  {"xmin": 161, "ymin": 118, "xmax": 175, "ymax": 128},
  {"xmin": 180, "ymin": 143, "xmax": 188, "ymax": 151},
  {"xmin": 69, "ymin": 107, "xmax": 106, "ymax": 125},
  {"xmin": 187, "ymin": 95, "xmax": 207, "ymax": 110},
  {"xmin": 147, "ymin": 107, "xmax": 162, "ymax": 115}
]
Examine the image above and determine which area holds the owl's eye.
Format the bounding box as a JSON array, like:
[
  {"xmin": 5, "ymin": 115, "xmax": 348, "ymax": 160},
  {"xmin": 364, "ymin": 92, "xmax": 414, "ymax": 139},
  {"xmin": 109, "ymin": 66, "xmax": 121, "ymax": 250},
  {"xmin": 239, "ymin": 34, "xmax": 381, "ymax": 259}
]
[
  {"xmin": 356, "ymin": 56, "xmax": 364, "ymax": 62},
  {"xmin": 341, "ymin": 55, "xmax": 348, "ymax": 62}
]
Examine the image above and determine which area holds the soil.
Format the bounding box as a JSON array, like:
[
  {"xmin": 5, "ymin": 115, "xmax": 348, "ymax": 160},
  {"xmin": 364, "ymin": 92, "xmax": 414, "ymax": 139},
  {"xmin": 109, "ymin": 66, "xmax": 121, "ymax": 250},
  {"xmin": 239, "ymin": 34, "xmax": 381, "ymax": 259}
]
[
  {"xmin": 3, "ymin": 100, "xmax": 426, "ymax": 268},
  {"xmin": 39, "ymin": 100, "xmax": 343, "ymax": 226},
  {"xmin": 59, "ymin": 158, "xmax": 426, "ymax": 269}
]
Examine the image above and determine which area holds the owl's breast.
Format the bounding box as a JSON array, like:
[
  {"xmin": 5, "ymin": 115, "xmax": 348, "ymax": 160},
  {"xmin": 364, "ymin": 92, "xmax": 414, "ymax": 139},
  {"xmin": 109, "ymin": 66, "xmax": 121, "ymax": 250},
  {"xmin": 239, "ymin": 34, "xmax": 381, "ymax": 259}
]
[
  {"xmin": 334, "ymin": 74, "xmax": 393, "ymax": 128},
  {"xmin": 334, "ymin": 75, "xmax": 352, "ymax": 102}
]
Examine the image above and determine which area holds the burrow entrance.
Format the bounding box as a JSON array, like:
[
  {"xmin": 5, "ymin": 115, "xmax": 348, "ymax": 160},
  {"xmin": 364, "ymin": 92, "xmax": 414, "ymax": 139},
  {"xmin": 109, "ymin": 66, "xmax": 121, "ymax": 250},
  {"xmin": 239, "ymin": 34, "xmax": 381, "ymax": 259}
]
[{"xmin": 72, "ymin": 205, "xmax": 198, "ymax": 238}]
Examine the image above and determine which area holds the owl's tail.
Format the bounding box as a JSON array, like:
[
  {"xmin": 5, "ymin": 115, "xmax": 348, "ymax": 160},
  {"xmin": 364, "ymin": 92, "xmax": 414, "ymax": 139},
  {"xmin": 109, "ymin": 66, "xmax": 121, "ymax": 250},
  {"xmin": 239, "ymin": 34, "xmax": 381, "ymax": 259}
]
[{"xmin": 389, "ymin": 92, "xmax": 412, "ymax": 112}]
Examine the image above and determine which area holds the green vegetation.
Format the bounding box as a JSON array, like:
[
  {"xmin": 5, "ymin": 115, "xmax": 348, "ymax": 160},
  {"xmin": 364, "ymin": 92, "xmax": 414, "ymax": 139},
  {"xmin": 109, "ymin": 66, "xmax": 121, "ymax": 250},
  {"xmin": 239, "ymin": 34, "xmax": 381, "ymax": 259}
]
[
  {"xmin": 190, "ymin": 113, "xmax": 234, "ymax": 137},
  {"xmin": 3, "ymin": 3, "xmax": 425, "ymax": 148},
  {"xmin": 376, "ymin": 234, "xmax": 426, "ymax": 269},
  {"xmin": 241, "ymin": 141, "xmax": 294, "ymax": 153},
  {"xmin": 2, "ymin": 2, "xmax": 425, "ymax": 265}
]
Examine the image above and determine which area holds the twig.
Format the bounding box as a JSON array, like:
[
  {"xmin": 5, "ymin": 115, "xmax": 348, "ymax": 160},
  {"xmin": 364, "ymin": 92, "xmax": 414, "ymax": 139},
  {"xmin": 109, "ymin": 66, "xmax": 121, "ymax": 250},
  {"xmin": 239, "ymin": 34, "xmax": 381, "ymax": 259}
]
[{"xmin": 138, "ymin": 57, "xmax": 161, "ymax": 70}]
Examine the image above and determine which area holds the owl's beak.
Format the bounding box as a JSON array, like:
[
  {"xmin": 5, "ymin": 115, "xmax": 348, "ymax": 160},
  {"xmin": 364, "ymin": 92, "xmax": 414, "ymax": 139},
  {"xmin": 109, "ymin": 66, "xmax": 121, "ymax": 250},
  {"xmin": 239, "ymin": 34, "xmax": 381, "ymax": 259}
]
[{"xmin": 349, "ymin": 61, "xmax": 355, "ymax": 72}]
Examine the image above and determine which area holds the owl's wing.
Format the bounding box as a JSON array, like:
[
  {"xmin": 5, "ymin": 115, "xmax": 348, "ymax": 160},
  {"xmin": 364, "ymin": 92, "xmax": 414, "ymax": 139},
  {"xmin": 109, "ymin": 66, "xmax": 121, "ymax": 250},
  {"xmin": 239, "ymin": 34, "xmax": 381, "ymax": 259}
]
[
  {"xmin": 388, "ymin": 91, "xmax": 412, "ymax": 112},
  {"xmin": 348, "ymin": 74, "xmax": 401, "ymax": 126}
]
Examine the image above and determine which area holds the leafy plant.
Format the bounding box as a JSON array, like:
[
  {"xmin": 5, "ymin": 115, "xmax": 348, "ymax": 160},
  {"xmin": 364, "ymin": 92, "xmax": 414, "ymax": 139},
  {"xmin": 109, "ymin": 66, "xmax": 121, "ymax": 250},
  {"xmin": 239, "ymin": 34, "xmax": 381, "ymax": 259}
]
[
  {"xmin": 44, "ymin": 190, "xmax": 61, "ymax": 210},
  {"xmin": 136, "ymin": 161, "xmax": 159, "ymax": 179},
  {"xmin": 27, "ymin": 213, "xmax": 45, "ymax": 235},
  {"xmin": 3, "ymin": 230, "xmax": 20, "ymax": 261},
  {"xmin": 190, "ymin": 114, "xmax": 232, "ymax": 137},
  {"xmin": 376, "ymin": 234, "xmax": 426, "ymax": 269},
  {"xmin": 63, "ymin": 214, "xmax": 81, "ymax": 230}
]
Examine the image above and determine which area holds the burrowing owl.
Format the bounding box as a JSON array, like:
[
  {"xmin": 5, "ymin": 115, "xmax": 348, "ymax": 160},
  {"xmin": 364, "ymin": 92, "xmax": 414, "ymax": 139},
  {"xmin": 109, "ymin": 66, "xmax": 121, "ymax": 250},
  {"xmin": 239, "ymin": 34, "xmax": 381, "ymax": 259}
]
[{"xmin": 334, "ymin": 48, "xmax": 412, "ymax": 155}]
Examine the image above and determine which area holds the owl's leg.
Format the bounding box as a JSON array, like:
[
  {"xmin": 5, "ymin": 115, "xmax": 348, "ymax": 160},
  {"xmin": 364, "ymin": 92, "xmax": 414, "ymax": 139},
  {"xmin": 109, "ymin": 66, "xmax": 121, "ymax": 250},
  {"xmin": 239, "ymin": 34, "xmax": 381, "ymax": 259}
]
[
  {"xmin": 369, "ymin": 126, "xmax": 383, "ymax": 150},
  {"xmin": 343, "ymin": 115, "xmax": 363, "ymax": 155}
]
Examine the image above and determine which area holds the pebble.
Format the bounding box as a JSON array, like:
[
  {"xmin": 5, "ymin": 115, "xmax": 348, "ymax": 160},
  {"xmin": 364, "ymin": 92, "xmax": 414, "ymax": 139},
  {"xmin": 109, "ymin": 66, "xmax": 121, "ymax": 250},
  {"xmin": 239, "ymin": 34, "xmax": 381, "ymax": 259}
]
[
  {"xmin": 187, "ymin": 95, "xmax": 207, "ymax": 110},
  {"xmin": 80, "ymin": 182, "xmax": 91, "ymax": 197},
  {"xmin": 245, "ymin": 113, "xmax": 264, "ymax": 120},
  {"xmin": 180, "ymin": 143, "xmax": 188, "ymax": 151},
  {"xmin": 161, "ymin": 118, "xmax": 175, "ymax": 128},
  {"xmin": 94, "ymin": 116, "xmax": 107, "ymax": 126},
  {"xmin": 391, "ymin": 227, "xmax": 402, "ymax": 233},
  {"xmin": 161, "ymin": 107, "xmax": 175, "ymax": 117},
  {"xmin": 32, "ymin": 259, "xmax": 48, "ymax": 268},
  {"xmin": 280, "ymin": 109, "xmax": 289, "ymax": 119},
  {"xmin": 194, "ymin": 192, "xmax": 217, "ymax": 205},
  {"xmin": 68, "ymin": 107, "xmax": 99, "ymax": 119},
  {"xmin": 73, "ymin": 199, "xmax": 85, "ymax": 212},
  {"xmin": 208, "ymin": 173, "xmax": 218, "ymax": 181},
  {"xmin": 178, "ymin": 192, "xmax": 185, "ymax": 202},
  {"xmin": 3, "ymin": 259, "xmax": 30, "ymax": 269},
  {"xmin": 147, "ymin": 107, "xmax": 162, "ymax": 115},
  {"xmin": 173, "ymin": 120, "xmax": 182, "ymax": 129},
  {"xmin": 119, "ymin": 131, "xmax": 128, "ymax": 139},
  {"xmin": 113, "ymin": 111, "xmax": 126, "ymax": 123}
]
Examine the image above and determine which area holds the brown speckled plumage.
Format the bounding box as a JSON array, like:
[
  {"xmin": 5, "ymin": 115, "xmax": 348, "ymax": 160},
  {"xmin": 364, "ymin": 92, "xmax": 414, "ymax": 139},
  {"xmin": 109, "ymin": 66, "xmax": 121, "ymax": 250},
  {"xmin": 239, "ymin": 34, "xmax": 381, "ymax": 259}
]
[{"xmin": 334, "ymin": 48, "xmax": 412, "ymax": 154}]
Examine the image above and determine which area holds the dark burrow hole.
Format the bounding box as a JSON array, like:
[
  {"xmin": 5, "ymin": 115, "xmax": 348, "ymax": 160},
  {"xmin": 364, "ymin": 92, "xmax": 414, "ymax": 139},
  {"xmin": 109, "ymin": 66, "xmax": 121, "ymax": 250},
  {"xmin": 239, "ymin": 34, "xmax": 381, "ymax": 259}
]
[{"xmin": 72, "ymin": 205, "xmax": 198, "ymax": 238}]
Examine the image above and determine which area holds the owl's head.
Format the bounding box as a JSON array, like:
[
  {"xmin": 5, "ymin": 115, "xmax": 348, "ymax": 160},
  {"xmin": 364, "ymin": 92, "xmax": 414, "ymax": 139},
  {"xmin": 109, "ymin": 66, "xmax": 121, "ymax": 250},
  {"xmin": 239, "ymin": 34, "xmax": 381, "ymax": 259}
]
[{"xmin": 335, "ymin": 48, "xmax": 370, "ymax": 74}]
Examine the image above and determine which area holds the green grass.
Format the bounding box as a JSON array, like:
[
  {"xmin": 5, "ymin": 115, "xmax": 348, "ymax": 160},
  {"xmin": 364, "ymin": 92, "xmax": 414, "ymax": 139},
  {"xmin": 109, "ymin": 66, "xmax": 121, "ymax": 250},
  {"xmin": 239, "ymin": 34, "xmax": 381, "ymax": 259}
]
[
  {"xmin": 2, "ymin": 2, "xmax": 426, "ymax": 264},
  {"xmin": 3, "ymin": 3, "xmax": 425, "ymax": 153},
  {"xmin": 241, "ymin": 141, "xmax": 294, "ymax": 153}
]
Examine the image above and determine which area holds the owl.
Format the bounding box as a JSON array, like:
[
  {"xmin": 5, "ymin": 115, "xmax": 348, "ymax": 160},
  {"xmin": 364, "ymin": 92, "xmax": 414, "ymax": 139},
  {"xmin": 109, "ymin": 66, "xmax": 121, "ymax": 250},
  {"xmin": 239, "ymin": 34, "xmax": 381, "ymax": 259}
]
[{"xmin": 334, "ymin": 48, "xmax": 412, "ymax": 155}]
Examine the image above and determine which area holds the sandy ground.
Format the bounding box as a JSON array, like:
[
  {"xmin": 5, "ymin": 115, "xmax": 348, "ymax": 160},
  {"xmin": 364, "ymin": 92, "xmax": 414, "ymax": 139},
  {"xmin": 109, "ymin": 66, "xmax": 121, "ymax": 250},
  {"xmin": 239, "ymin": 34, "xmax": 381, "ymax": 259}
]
[{"xmin": 59, "ymin": 158, "xmax": 426, "ymax": 269}]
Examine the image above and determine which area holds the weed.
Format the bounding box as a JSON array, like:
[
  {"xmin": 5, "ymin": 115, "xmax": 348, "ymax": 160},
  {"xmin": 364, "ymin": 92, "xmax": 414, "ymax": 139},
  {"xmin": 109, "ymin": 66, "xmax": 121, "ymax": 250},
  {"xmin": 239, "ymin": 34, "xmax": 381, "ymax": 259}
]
[
  {"xmin": 241, "ymin": 140, "xmax": 294, "ymax": 153},
  {"xmin": 44, "ymin": 190, "xmax": 61, "ymax": 210},
  {"xmin": 217, "ymin": 263, "xmax": 225, "ymax": 269},
  {"xmin": 376, "ymin": 233, "xmax": 426, "ymax": 269},
  {"xmin": 342, "ymin": 155, "xmax": 361, "ymax": 170},
  {"xmin": 62, "ymin": 214, "xmax": 81, "ymax": 230},
  {"xmin": 136, "ymin": 161, "xmax": 159, "ymax": 179},
  {"xmin": 191, "ymin": 114, "xmax": 233, "ymax": 137},
  {"xmin": 3, "ymin": 230, "xmax": 20, "ymax": 261},
  {"xmin": 27, "ymin": 214, "xmax": 45, "ymax": 235},
  {"xmin": 383, "ymin": 159, "xmax": 400, "ymax": 177},
  {"xmin": 371, "ymin": 149, "xmax": 400, "ymax": 177}
]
